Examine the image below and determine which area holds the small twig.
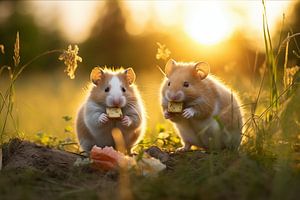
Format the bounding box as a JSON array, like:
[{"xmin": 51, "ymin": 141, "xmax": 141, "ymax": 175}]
[
  {"xmin": 58, "ymin": 142, "xmax": 79, "ymax": 146},
  {"xmin": 59, "ymin": 188, "xmax": 87, "ymax": 197},
  {"xmin": 13, "ymin": 49, "xmax": 63, "ymax": 82},
  {"xmin": 258, "ymin": 83, "xmax": 295, "ymax": 119},
  {"xmin": 42, "ymin": 178, "xmax": 82, "ymax": 190},
  {"xmin": 276, "ymin": 33, "xmax": 300, "ymax": 58},
  {"xmin": 156, "ymin": 65, "xmax": 166, "ymax": 77}
]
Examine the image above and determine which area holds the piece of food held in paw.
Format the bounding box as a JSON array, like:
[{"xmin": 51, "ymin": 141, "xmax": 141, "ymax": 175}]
[
  {"xmin": 167, "ymin": 102, "xmax": 183, "ymax": 113},
  {"xmin": 106, "ymin": 107, "xmax": 123, "ymax": 119}
]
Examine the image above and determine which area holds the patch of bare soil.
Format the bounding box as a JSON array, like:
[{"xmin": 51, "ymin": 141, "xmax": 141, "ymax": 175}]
[
  {"xmin": 2, "ymin": 139, "xmax": 83, "ymax": 176},
  {"xmin": 1, "ymin": 138, "xmax": 207, "ymax": 174},
  {"xmin": 0, "ymin": 139, "xmax": 210, "ymax": 199}
]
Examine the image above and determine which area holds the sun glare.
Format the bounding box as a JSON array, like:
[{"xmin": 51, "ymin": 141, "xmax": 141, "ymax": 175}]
[
  {"xmin": 183, "ymin": 2, "xmax": 234, "ymax": 45},
  {"xmin": 30, "ymin": 1, "xmax": 103, "ymax": 43},
  {"xmin": 58, "ymin": 1, "xmax": 102, "ymax": 43},
  {"xmin": 29, "ymin": 1, "xmax": 292, "ymax": 45}
]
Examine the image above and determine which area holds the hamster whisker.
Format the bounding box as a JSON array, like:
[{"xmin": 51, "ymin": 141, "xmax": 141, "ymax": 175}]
[{"xmin": 126, "ymin": 103, "xmax": 142, "ymax": 121}]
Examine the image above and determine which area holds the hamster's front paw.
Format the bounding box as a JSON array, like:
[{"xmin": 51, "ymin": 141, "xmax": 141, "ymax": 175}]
[
  {"xmin": 182, "ymin": 108, "xmax": 196, "ymax": 119},
  {"xmin": 98, "ymin": 113, "xmax": 109, "ymax": 124},
  {"xmin": 164, "ymin": 110, "xmax": 179, "ymax": 122},
  {"xmin": 122, "ymin": 115, "xmax": 132, "ymax": 127},
  {"xmin": 164, "ymin": 110, "xmax": 173, "ymax": 119},
  {"xmin": 175, "ymin": 147, "xmax": 188, "ymax": 153},
  {"xmin": 175, "ymin": 143, "xmax": 191, "ymax": 152}
]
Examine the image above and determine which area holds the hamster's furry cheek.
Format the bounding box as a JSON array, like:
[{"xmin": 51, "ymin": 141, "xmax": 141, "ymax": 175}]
[
  {"xmin": 161, "ymin": 96, "xmax": 168, "ymax": 107},
  {"xmin": 184, "ymin": 87, "xmax": 200, "ymax": 99},
  {"xmin": 89, "ymin": 86, "xmax": 107, "ymax": 104},
  {"xmin": 120, "ymin": 96, "xmax": 127, "ymax": 107},
  {"xmin": 105, "ymin": 96, "xmax": 113, "ymax": 107},
  {"xmin": 165, "ymin": 90, "xmax": 170, "ymax": 101}
]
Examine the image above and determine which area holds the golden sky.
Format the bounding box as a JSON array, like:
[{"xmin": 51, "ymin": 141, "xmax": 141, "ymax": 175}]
[{"xmin": 27, "ymin": 1, "xmax": 293, "ymax": 46}]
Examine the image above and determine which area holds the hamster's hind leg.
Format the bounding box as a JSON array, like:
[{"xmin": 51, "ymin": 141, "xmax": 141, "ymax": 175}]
[
  {"xmin": 175, "ymin": 123, "xmax": 199, "ymax": 152},
  {"xmin": 79, "ymin": 135, "xmax": 96, "ymax": 153}
]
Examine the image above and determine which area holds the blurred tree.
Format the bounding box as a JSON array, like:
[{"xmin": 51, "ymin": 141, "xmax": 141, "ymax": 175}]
[
  {"xmin": 81, "ymin": 0, "xmax": 167, "ymax": 73},
  {"xmin": 82, "ymin": 0, "xmax": 128, "ymax": 68}
]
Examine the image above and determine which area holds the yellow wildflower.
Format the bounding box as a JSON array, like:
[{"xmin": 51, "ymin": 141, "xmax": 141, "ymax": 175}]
[
  {"xmin": 158, "ymin": 132, "xmax": 170, "ymax": 139},
  {"xmin": 59, "ymin": 45, "xmax": 82, "ymax": 79},
  {"xmin": 41, "ymin": 135, "xmax": 50, "ymax": 145},
  {"xmin": 156, "ymin": 42, "xmax": 171, "ymax": 61},
  {"xmin": 285, "ymin": 65, "xmax": 300, "ymax": 86}
]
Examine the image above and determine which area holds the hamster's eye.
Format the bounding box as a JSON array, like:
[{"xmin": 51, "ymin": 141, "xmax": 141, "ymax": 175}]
[
  {"xmin": 104, "ymin": 87, "xmax": 110, "ymax": 92},
  {"xmin": 183, "ymin": 81, "xmax": 189, "ymax": 87},
  {"xmin": 167, "ymin": 82, "xmax": 171, "ymax": 86},
  {"xmin": 121, "ymin": 87, "xmax": 126, "ymax": 92}
]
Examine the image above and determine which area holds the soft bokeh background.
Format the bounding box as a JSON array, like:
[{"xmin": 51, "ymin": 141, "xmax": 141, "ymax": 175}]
[{"xmin": 1, "ymin": 0, "xmax": 299, "ymax": 141}]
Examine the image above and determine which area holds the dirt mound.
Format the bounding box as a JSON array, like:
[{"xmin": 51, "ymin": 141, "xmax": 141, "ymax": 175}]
[
  {"xmin": 0, "ymin": 139, "xmax": 212, "ymax": 199},
  {"xmin": 1, "ymin": 138, "xmax": 207, "ymax": 174},
  {"xmin": 2, "ymin": 138, "xmax": 82, "ymax": 176}
]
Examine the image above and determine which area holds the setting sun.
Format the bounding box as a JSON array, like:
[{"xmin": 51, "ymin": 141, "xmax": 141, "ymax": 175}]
[{"xmin": 183, "ymin": 2, "xmax": 234, "ymax": 45}]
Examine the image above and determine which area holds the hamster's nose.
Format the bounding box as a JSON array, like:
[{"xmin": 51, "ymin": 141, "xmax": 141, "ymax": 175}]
[
  {"xmin": 113, "ymin": 98, "xmax": 121, "ymax": 107},
  {"xmin": 173, "ymin": 94, "xmax": 180, "ymax": 101},
  {"xmin": 168, "ymin": 91, "xmax": 183, "ymax": 102}
]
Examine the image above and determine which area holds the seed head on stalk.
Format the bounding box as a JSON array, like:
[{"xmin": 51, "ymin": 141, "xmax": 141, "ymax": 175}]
[
  {"xmin": 13, "ymin": 32, "xmax": 20, "ymax": 67},
  {"xmin": 58, "ymin": 45, "xmax": 82, "ymax": 79}
]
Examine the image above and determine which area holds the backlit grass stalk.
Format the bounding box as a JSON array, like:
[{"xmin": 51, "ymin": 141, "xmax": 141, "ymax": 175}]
[
  {"xmin": 283, "ymin": 33, "xmax": 290, "ymax": 90},
  {"xmin": 262, "ymin": 0, "xmax": 278, "ymax": 119},
  {"xmin": 112, "ymin": 128, "xmax": 133, "ymax": 200}
]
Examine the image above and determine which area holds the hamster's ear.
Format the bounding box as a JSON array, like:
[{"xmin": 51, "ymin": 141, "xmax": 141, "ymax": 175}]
[
  {"xmin": 90, "ymin": 67, "xmax": 104, "ymax": 85},
  {"xmin": 124, "ymin": 68, "xmax": 136, "ymax": 85},
  {"xmin": 165, "ymin": 59, "xmax": 177, "ymax": 77},
  {"xmin": 194, "ymin": 62, "xmax": 210, "ymax": 79}
]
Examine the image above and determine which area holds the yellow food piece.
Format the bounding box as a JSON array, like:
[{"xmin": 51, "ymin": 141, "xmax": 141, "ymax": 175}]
[
  {"xmin": 167, "ymin": 102, "xmax": 183, "ymax": 113},
  {"xmin": 106, "ymin": 108, "xmax": 123, "ymax": 118}
]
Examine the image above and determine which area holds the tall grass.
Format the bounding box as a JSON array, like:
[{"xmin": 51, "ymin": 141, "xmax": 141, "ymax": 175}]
[
  {"xmin": 261, "ymin": 0, "xmax": 299, "ymax": 118},
  {"xmin": 241, "ymin": 0, "xmax": 300, "ymax": 158},
  {"xmin": 0, "ymin": 32, "xmax": 81, "ymax": 145},
  {"xmin": 262, "ymin": 0, "xmax": 278, "ymax": 120}
]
